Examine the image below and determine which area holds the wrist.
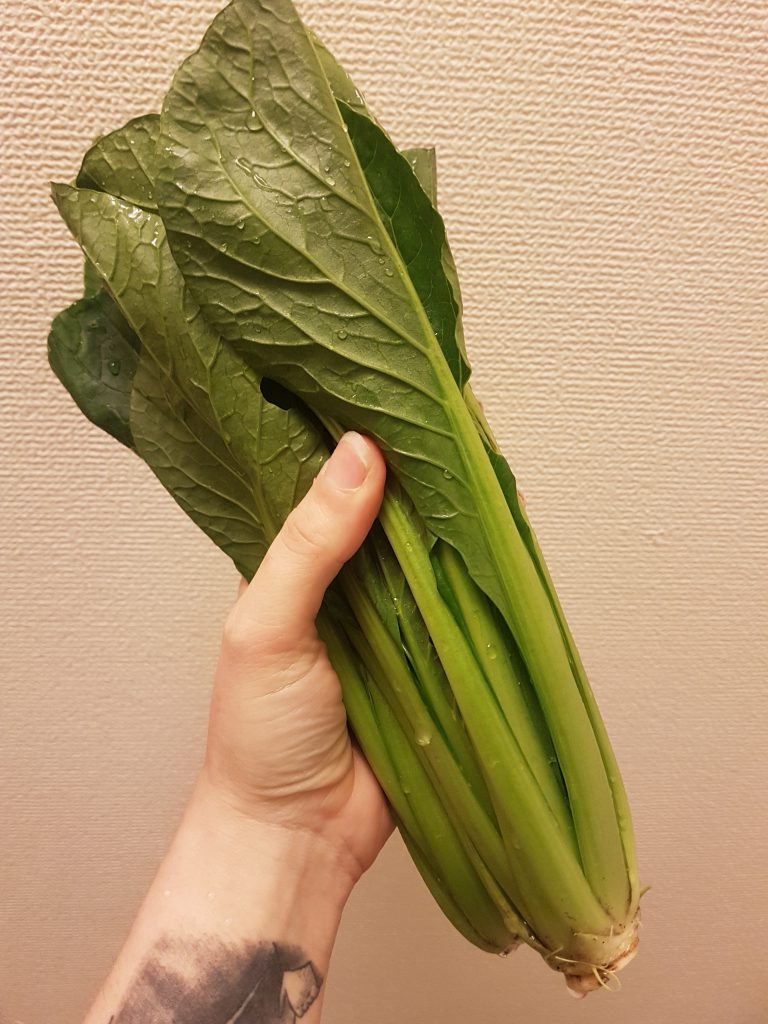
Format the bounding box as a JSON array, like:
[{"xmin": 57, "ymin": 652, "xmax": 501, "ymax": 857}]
[
  {"xmin": 182, "ymin": 772, "xmax": 359, "ymax": 916},
  {"xmin": 82, "ymin": 774, "xmax": 357, "ymax": 1024}
]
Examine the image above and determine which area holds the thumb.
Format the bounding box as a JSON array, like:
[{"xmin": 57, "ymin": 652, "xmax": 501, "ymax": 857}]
[{"xmin": 235, "ymin": 432, "xmax": 386, "ymax": 647}]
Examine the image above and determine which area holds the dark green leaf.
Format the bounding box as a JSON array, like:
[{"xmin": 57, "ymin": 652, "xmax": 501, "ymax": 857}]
[
  {"xmin": 312, "ymin": 29, "xmax": 471, "ymax": 397},
  {"xmin": 401, "ymin": 147, "xmax": 437, "ymax": 205},
  {"xmin": 83, "ymin": 259, "xmax": 102, "ymax": 298},
  {"xmin": 47, "ymin": 290, "xmax": 139, "ymax": 449},
  {"xmin": 396, "ymin": 147, "xmax": 472, "ymax": 406},
  {"xmin": 340, "ymin": 103, "xmax": 469, "ymax": 391}
]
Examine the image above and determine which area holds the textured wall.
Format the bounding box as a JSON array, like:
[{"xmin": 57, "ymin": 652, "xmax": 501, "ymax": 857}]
[{"xmin": 2, "ymin": 1, "xmax": 766, "ymax": 1021}]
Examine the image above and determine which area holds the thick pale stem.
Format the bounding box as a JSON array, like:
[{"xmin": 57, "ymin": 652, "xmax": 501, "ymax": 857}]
[
  {"xmin": 321, "ymin": 619, "xmax": 513, "ymax": 951},
  {"xmin": 436, "ymin": 541, "xmax": 577, "ymax": 855},
  {"xmin": 376, "ymin": 495, "xmax": 614, "ymax": 950},
  {"xmin": 339, "ymin": 575, "xmax": 516, "ymax": 894}
]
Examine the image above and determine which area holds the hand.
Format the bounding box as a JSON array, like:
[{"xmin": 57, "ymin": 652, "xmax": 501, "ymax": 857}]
[
  {"xmin": 79, "ymin": 434, "xmax": 392, "ymax": 1022},
  {"xmin": 201, "ymin": 432, "xmax": 392, "ymax": 886}
]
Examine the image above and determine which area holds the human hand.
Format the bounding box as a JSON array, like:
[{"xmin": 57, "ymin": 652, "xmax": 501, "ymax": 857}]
[
  {"xmin": 81, "ymin": 434, "xmax": 391, "ymax": 1022},
  {"xmin": 200, "ymin": 431, "xmax": 392, "ymax": 886}
]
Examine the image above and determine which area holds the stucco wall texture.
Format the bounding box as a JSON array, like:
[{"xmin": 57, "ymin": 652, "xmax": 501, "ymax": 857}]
[{"xmin": 2, "ymin": 1, "xmax": 766, "ymax": 1021}]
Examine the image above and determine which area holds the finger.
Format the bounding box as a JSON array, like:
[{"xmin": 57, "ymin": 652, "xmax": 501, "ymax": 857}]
[{"xmin": 237, "ymin": 432, "xmax": 386, "ymax": 645}]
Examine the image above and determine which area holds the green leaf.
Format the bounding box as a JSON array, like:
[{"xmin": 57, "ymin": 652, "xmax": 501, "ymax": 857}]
[
  {"xmin": 156, "ymin": 0, "xmax": 496, "ymax": 596},
  {"xmin": 401, "ymin": 147, "xmax": 437, "ymax": 205},
  {"xmin": 69, "ymin": 111, "xmax": 327, "ymax": 576},
  {"xmin": 130, "ymin": 350, "xmax": 266, "ymax": 579},
  {"xmin": 77, "ymin": 114, "xmax": 160, "ymax": 210},
  {"xmin": 339, "ymin": 103, "xmax": 470, "ymax": 391},
  {"xmin": 304, "ymin": 43, "xmax": 465, "ymax": 379},
  {"xmin": 47, "ymin": 290, "xmax": 139, "ymax": 449},
  {"xmin": 51, "ymin": 182, "xmax": 325, "ymax": 577},
  {"xmin": 78, "ymin": 113, "xmax": 161, "ymax": 307},
  {"xmin": 311, "ymin": 32, "xmax": 471, "ymax": 395},
  {"xmin": 309, "ymin": 30, "xmax": 369, "ymax": 114},
  {"xmin": 83, "ymin": 259, "xmax": 103, "ymax": 298},
  {"xmin": 395, "ymin": 147, "xmax": 473, "ymax": 409},
  {"xmin": 310, "ymin": 30, "xmax": 466, "ymax": 371}
]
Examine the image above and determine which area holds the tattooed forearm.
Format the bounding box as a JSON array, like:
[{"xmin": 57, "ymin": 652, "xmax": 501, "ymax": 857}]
[{"xmin": 108, "ymin": 936, "xmax": 322, "ymax": 1024}]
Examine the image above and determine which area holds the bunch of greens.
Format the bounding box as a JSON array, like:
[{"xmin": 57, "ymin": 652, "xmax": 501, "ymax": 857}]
[{"xmin": 49, "ymin": 0, "xmax": 640, "ymax": 994}]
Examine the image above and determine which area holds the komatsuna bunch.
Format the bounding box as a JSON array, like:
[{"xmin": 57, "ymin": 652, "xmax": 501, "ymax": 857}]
[{"xmin": 49, "ymin": 0, "xmax": 641, "ymax": 994}]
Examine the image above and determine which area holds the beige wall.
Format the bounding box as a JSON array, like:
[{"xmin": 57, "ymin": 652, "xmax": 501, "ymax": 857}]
[{"xmin": 2, "ymin": 0, "xmax": 766, "ymax": 1021}]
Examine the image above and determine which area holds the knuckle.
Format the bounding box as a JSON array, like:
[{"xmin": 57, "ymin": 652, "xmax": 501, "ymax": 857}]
[
  {"xmin": 279, "ymin": 503, "xmax": 327, "ymax": 560},
  {"xmin": 221, "ymin": 603, "xmax": 258, "ymax": 659}
]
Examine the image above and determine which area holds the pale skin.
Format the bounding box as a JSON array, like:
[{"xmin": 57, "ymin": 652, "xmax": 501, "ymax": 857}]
[{"xmin": 86, "ymin": 432, "xmax": 391, "ymax": 1024}]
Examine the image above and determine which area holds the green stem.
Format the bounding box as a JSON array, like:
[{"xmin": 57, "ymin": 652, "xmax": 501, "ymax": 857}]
[
  {"xmin": 320, "ymin": 414, "xmax": 621, "ymax": 945},
  {"xmin": 345, "ymin": 628, "xmax": 532, "ymax": 951},
  {"xmin": 399, "ymin": 829, "xmax": 507, "ymax": 954},
  {"xmin": 435, "ymin": 540, "xmax": 578, "ymax": 856},
  {"xmin": 319, "ymin": 614, "xmax": 507, "ymax": 942},
  {"xmin": 471, "ymin": 394, "xmax": 639, "ymax": 916},
  {"xmin": 441, "ymin": 394, "xmax": 629, "ymax": 919},
  {"xmin": 339, "ymin": 574, "xmax": 515, "ymax": 895},
  {"xmin": 367, "ymin": 533, "xmax": 496, "ymax": 819},
  {"xmin": 359, "ymin": 670, "xmax": 513, "ymax": 950},
  {"xmin": 511, "ymin": 518, "xmax": 640, "ymax": 913},
  {"xmin": 376, "ymin": 493, "xmax": 613, "ymax": 949}
]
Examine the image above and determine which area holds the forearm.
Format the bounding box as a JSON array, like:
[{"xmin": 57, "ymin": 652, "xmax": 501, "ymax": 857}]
[{"xmin": 85, "ymin": 775, "xmax": 356, "ymax": 1024}]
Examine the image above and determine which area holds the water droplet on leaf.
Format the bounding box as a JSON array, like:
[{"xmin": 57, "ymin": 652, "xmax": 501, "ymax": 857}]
[
  {"xmin": 107, "ymin": 360, "xmax": 121, "ymax": 376},
  {"xmin": 337, "ymin": 329, "xmax": 348, "ymax": 340}
]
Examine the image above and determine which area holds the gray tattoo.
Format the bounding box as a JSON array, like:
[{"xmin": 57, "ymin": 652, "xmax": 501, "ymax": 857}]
[{"xmin": 109, "ymin": 936, "xmax": 322, "ymax": 1023}]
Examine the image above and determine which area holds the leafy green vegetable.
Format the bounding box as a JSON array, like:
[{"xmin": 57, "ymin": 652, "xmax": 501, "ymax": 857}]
[
  {"xmin": 77, "ymin": 114, "xmax": 160, "ymax": 210},
  {"xmin": 48, "ymin": 290, "xmax": 138, "ymax": 449},
  {"xmin": 48, "ymin": 0, "xmax": 640, "ymax": 994},
  {"xmin": 340, "ymin": 103, "xmax": 470, "ymax": 391}
]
